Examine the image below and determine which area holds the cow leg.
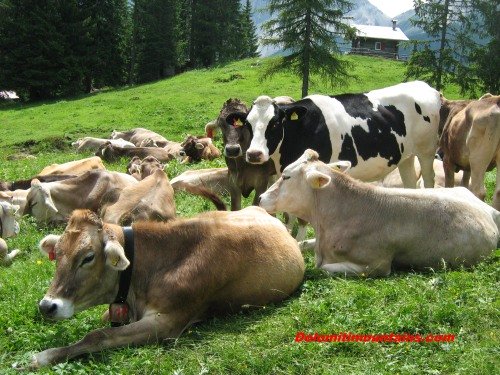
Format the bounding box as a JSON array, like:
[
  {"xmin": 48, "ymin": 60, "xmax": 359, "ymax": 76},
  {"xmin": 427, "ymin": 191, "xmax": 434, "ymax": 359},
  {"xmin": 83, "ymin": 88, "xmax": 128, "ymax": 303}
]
[
  {"xmin": 320, "ymin": 262, "xmax": 366, "ymax": 276},
  {"xmin": 416, "ymin": 154, "xmax": 435, "ymax": 188},
  {"xmin": 229, "ymin": 185, "xmax": 242, "ymax": 211},
  {"xmin": 32, "ymin": 312, "xmax": 188, "ymax": 368},
  {"xmin": 493, "ymin": 156, "xmax": 500, "ymax": 210},
  {"xmin": 321, "ymin": 260, "xmax": 391, "ymax": 277},
  {"xmin": 299, "ymin": 239, "xmax": 315, "ymax": 252},
  {"xmin": 295, "ymin": 222, "xmax": 307, "ymax": 242},
  {"xmin": 461, "ymin": 170, "xmax": 471, "ymax": 188},
  {"xmin": 397, "ymin": 156, "xmax": 418, "ymax": 188}
]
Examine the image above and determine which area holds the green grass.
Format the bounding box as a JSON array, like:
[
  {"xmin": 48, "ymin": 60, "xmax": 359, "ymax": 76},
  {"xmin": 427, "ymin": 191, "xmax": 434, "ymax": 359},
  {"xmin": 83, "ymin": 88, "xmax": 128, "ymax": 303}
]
[{"xmin": 0, "ymin": 56, "xmax": 498, "ymax": 374}]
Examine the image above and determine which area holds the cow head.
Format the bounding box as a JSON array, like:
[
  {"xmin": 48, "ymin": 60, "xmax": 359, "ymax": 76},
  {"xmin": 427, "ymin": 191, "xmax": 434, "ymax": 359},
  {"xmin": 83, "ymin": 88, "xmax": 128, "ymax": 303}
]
[
  {"xmin": 180, "ymin": 135, "xmax": 210, "ymax": 162},
  {"xmin": 38, "ymin": 210, "xmax": 129, "ymax": 320},
  {"xmin": 138, "ymin": 138, "xmax": 158, "ymax": 148},
  {"xmin": 259, "ymin": 149, "xmax": 350, "ymax": 221},
  {"xmin": 139, "ymin": 156, "xmax": 164, "ymax": 180},
  {"xmin": 216, "ymin": 98, "xmax": 251, "ymax": 158},
  {"xmin": 110, "ymin": 130, "xmax": 125, "ymax": 140},
  {"xmin": 246, "ymin": 96, "xmax": 305, "ymax": 164},
  {"xmin": 96, "ymin": 142, "xmax": 117, "ymax": 161},
  {"xmin": 0, "ymin": 201, "xmax": 20, "ymax": 238},
  {"xmin": 24, "ymin": 179, "xmax": 65, "ymax": 223}
]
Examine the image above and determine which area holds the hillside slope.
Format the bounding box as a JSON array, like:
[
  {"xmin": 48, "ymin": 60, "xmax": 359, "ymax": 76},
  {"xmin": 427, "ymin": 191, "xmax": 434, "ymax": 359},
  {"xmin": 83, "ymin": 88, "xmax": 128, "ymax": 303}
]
[{"xmin": 0, "ymin": 55, "xmax": 421, "ymax": 150}]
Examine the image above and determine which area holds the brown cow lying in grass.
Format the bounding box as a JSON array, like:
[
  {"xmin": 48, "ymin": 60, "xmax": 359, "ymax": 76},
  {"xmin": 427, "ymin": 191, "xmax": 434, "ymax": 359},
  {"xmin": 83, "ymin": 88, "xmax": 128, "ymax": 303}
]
[{"xmin": 32, "ymin": 207, "xmax": 304, "ymax": 367}]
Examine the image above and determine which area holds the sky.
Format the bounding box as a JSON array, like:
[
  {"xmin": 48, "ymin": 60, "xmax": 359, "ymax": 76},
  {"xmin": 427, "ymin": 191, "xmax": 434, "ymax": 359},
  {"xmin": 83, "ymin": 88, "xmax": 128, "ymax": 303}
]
[{"xmin": 367, "ymin": 0, "xmax": 415, "ymax": 17}]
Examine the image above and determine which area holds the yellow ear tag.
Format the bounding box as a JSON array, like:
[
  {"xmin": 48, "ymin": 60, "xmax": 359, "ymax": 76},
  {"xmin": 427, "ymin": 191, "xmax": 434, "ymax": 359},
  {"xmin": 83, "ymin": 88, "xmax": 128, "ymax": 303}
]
[
  {"xmin": 112, "ymin": 257, "xmax": 119, "ymax": 267},
  {"xmin": 233, "ymin": 118, "xmax": 243, "ymax": 127},
  {"xmin": 290, "ymin": 112, "xmax": 299, "ymax": 121}
]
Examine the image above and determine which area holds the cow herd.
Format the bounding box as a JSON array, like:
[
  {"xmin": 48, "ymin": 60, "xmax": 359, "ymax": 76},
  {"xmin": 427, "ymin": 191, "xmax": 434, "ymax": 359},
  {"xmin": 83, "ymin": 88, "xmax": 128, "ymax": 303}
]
[{"xmin": 1, "ymin": 80, "xmax": 499, "ymax": 368}]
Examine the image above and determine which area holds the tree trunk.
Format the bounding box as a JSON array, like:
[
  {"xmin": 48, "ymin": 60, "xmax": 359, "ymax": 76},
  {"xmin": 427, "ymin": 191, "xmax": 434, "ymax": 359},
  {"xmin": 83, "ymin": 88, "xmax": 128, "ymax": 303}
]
[
  {"xmin": 301, "ymin": 8, "xmax": 312, "ymax": 98},
  {"xmin": 436, "ymin": 0, "xmax": 450, "ymax": 91}
]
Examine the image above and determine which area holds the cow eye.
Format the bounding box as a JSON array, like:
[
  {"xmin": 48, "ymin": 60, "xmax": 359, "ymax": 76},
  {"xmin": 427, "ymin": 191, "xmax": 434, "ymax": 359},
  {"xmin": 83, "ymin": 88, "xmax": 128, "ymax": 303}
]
[
  {"xmin": 282, "ymin": 175, "xmax": 290, "ymax": 180},
  {"xmin": 81, "ymin": 252, "xmax": 95, "ymax": 267}
]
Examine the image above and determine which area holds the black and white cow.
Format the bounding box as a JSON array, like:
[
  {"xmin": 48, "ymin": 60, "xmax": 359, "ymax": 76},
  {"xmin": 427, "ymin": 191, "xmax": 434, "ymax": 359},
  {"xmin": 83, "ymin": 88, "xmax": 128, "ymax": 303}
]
[{"xmin": 244, "ymin": 81, "xmax": 441, "ymax": 188}]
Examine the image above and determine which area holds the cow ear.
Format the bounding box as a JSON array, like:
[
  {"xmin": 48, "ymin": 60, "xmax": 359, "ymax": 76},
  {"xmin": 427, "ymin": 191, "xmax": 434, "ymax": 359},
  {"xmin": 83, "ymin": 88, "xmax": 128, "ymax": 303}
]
[
  {"xmin": 104, "ymin": 241, "xmax": 130, "ymax": 271},
  {"xmin": 39, "ymin": 234, "xmax": 61, "ymax": 259},
  {"xmin": 328, "ymin": 161, "xmax": 351, "ymax": 173},
  {"xmin": 225, "ymin": 112, "xmax": 247, "ymax": 127},
  {"xmin": 285, "ymin": 106, "xmax": 308, "ymax": 122},
  {"xmin": 306, "ymin": 170, "xmax": 331, "ymax": 189},
  {"xmin": 195, "ymin": 142, "xmax": 205, "ymax": 150}
]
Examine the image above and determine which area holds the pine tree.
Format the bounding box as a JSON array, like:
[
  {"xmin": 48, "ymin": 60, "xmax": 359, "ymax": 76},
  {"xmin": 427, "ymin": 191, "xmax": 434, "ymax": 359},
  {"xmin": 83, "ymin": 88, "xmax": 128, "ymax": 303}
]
[
  {"xmin": 405, "ymin": 0, "xmax": 486, "ymax": 94},
  {"xmin": 80, "ymin": 0, "xmax": 130, "ymax": 91},
  {"xmin": 0, "ymin": 0, "xmax": 86, "ymax": 100},
  {"xmin": 134, "ymin": 0, "xmax": 179, "ymax": 83},
  {"xmin": 240, "ymin": 0, "xmax": 260, "ymax": 58},
  {"xmin": 261, "ymin": 0, "xmax": 355, "ymax": 98}
]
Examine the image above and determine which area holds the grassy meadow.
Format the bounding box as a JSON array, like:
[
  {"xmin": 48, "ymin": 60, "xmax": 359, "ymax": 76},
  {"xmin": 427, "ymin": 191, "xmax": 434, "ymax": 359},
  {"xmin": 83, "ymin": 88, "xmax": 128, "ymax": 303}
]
[{"xmin": 0, "ymin": 56, "xmax": 498, "ymax": 374}]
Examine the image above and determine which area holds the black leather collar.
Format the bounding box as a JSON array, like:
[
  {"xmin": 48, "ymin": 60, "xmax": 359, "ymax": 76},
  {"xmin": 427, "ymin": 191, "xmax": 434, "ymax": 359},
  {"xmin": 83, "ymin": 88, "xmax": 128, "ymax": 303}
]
[
  {"xmin": 109, "ymin": 226, "xmax": 134, "ymax": 327},
  {"xmin": 114, "ymin": 226, "xmax": 134, "ymax": 304}
]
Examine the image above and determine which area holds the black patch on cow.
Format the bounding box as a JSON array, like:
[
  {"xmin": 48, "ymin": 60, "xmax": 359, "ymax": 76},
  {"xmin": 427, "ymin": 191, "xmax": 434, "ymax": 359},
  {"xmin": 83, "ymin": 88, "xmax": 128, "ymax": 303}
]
[
  {"xmin": 415, "ymin": 102, "xmax": 422, "ymax": 115},
  {"xmin": 338, "ymin": 133, "xmax": 358, "ymax": 167},
  {"xmin": 423, "ymin": 115, "xmax": 430, "ymax": 123},
  {"xmin": 334, "ymin": 94, "xmax": 406, "ymax": 167},
  {"xmin": 271, "ymin": 99, "xmax": 332, "ymax": 172},
  {"xmin": 400, "ymin": 143, "xmax": 404, "ymax": 154}
]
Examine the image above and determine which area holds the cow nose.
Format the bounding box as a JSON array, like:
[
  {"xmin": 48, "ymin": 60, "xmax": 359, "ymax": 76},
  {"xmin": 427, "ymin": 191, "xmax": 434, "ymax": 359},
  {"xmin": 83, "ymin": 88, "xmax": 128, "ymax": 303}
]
[
  {"xmin": 225, "ymin": 144, "xmax": 242, "ymax": 158},
  {"xmin": 246, "ymin": 151, "xmax": 263, "ymax": 163},
  {"xmin": 39, "ymin": 298, "xmax": 58, "ymax": 318},
  {"xmin": 256, "ymin": 195, "xmax": 262, "ymax": 205}
]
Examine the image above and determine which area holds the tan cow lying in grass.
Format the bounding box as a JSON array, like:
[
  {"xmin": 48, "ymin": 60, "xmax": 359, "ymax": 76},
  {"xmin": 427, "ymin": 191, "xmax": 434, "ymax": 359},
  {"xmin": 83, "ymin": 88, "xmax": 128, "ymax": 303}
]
[
  {"xmin": 126, "ymin": 156, "xmax": 165, "ymax": 181},
  {"xmin": 259, "ymin": 149, "xmax": 500, "ymax": 277},
  {"xmin": 170, "ymin": 167, "xmax": 230, "ymax": 197},
  {"xmin": 39, "ymin": 156, "xmax": 106, "ymax": 176},
  {"xmin": 101, "ymin": 169, "xmax": 225, "ymax": 224},
  {"xmin": 72, "ymin": 137, "xmax": 135, "ymax": 152},
  {"xmin": 33, "ymin": 207, "xmax": 304, "ymax": 367},
  {"xmin": 440, "ymin": 94, "xmax": 500, "ymax": 208},
  {"xmin": 0, "ymin": 200, "xmax": 20, "ymax": 265},
  {"xmin": 23, "ymin": 170, "xmax": 138, "ymax": 224},
  {"xmin": 377, "ymin": 158, "xmax": 464, "ymax": 188},
  {"xmin": 111, "ymin": 127, "xmax": 169, "ymax": 147}
]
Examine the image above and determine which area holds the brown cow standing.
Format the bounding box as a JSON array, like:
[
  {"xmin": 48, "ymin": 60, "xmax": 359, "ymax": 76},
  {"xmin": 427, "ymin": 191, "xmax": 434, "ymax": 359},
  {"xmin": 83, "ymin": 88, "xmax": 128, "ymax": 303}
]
[
  {"xmin": 33, "ymin": 207, "xmax": 304, "ymax": 367},
  {"xmin": 440, "ymin": 94, "xmax": 500, "ymax": 209}
]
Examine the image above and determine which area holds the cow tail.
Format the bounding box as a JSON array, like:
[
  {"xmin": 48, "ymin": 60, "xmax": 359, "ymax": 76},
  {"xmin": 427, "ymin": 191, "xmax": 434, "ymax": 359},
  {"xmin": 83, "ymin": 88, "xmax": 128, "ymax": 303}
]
[{"xmin": 173, "ymin": 182, "xmax": 226, "ymax": 211}]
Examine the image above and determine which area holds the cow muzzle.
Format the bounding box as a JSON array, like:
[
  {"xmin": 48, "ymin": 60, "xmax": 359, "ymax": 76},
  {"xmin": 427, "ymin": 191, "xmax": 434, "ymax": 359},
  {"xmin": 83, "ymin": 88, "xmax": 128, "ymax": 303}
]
[
  {"xmin": 224, "ymin": 144, "xmax": 242, "ymax": 158},
  {"xmin": 246, "ymin": 150, "xmax": 266, "ymax": 164},
  {"xmin": 38, "ymin": 297, "xmax": 74, "ymax": 320}
]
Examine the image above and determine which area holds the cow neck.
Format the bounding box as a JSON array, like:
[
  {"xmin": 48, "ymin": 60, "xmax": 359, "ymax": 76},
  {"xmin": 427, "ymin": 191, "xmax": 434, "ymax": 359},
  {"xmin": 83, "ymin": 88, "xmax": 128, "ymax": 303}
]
[
  {"xmin": 115, "ymin": 226, "xmax": 134, "ymax": 304},
  {"xmin": 109, "ymin": 226, "xmax": 134, "ymax": 327}
]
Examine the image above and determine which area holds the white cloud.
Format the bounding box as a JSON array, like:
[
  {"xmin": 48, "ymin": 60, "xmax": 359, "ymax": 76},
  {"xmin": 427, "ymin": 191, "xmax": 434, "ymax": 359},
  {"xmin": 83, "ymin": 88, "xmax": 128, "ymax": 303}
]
[{"xmin": 367, "ymin": 0, "xmax": 414, "ymax": 18}]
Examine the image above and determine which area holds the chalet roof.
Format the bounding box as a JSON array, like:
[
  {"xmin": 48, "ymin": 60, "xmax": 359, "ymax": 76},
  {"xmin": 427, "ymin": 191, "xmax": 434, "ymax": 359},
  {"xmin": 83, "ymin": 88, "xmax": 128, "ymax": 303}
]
[{"xmin": 353, "ymin": 24, "xmax": 409, "ymax": 41}]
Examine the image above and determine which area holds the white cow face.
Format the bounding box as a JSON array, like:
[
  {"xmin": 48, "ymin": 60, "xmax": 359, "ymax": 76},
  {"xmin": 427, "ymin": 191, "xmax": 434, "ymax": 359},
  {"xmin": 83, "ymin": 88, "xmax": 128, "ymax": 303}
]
[
  {"xmin": 25, "ymin": 181, "xmax": 63, "ymax": 223},
  {"xmin": 259, "ymin": 149, "xmax": 350, "ymax": 221},
  {"xmin": 245, "ymin": 96, "xmax": 281, "ymax": 164},
  {"xmin": 0, "ymin": 201, "xmax": 20, "ymax": 238}
]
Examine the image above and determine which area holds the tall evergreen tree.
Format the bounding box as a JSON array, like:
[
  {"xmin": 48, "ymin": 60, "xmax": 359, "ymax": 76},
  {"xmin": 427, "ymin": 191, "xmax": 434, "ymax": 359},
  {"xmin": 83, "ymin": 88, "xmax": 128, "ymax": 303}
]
[
  {"xmin": 261, "ymin": 0, "xmax": 355, "ymax": 98},
  {"xmin": 190, "ymin": 0, "xmax": 245, "ymax": 67},
  {"xmin": 405, "ymin": 0, "xmax": 485, "ymax": 94},
  {"xmin": 469, "ymin": 0, "xmax": 499, "ymax": 94},
  {"xmin": 80, "ymin": 0, "xmax": 130, "ymax": 92},
  {"xmin": 0, "ymin": 0, "xmax": 86, "ymax": 100},
  {"xmin": 240, "ymin": 0, "xmax": 260, "ymax": 58},
  {"xmin": 133, "ymin": 0, "xmax": 179, "ymax": 83}
]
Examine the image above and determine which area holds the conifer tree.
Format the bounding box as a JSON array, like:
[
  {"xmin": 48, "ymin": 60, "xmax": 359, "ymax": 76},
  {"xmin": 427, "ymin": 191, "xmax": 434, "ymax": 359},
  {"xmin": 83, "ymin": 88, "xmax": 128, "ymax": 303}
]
[
  {"xmin": 240, "ymin": 0, "xmax": 260, "ymax": 58},
  {"xmin": 261, "ymin": 0, "xmax": 355, "ymax": 98}
]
